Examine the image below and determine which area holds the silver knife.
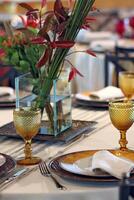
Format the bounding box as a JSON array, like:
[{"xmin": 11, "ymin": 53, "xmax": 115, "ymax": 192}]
[{"xmin": 0, "ymin": 167, "xmax": 29, "ymax": 191}]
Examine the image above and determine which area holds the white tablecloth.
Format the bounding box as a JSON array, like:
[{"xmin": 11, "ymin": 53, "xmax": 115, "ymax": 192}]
[
  {"xmin": 73, "ymin": 50, "xmax": 105, "ymax": 92},
  {"xmin": 0, "ymin": 107, "xmax": 134, "ymax": 200}
]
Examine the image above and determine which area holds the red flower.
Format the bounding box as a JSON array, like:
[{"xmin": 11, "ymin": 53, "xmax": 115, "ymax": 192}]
[
  {"xmin": 41, "ymin": 0, "xmax": 47, "ymax": 8},
  {"xmin": 115, "ymin": 20, "xmax": 125, "ymax": 37},
  {"xmin": 0, "ymin": 30, "xmax": 5, "ymax": 36},
  {"xmin": 27, "ymin": 18, "xmax": 38, "ymax": 28},
  {"xmin": 68, "ymin": 67, "xmax": 83, "ymax": 81},
  {"xmin": 19, "ymin": 15, "xmax": 38, "ymax": 28},
  {"xmin": 0, "ymin": 49, "xmax": 5, "ymax": 57},
  {"xmin": 129, "ymin": 17, "xmax": 134, "ymax": 29}
]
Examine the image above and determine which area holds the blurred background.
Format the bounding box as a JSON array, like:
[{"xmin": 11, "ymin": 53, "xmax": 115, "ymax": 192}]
[{"xmin": 0, "ymin": 0, "xmax": 134, "ymax": 93}]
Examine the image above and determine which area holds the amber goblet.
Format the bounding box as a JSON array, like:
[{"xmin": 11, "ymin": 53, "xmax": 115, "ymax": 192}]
[
  {"xmin": 119, "ymin": 71, "xmax": 134, "ymax": 100},
  {"xmin": 13, "ymin": 107, "xmax": 41, "ymax": 165},
  {"xmin": 109, "ymin": 100, "xmax": 134, "ymax": 152}
]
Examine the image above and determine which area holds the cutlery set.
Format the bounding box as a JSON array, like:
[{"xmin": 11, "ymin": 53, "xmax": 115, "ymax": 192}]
[
  {"xmin": 0, "ymin": 161, "xmax": 66, "ymax": 191},
  {"xmin": 0, "ymin": 120, "xmax": 100, "ymax": 191},
  {"xmin": 0, "ymin": 136, "xmax": 80, "ymax": 191},
  {"xmin": 0, "ymin": 166, "xmax": 37, "ymax": 191}
]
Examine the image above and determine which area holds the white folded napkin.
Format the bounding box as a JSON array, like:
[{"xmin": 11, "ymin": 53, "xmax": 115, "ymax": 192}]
[
  {"xmin": 90, "ymin": 150, "xmax": 134, "ymax": 179},
  {"xmin": 76, "ymin": 30, "xmax": 113, "ymax": 43},
  {"xmin": 89, "ymin": 86, "xmax": 124, "ymax": 100},
  {"xmin": 0, "ymin": 154, "xmax": 6, "ymax": 167},
  {"xmin": 0, "ymin": 87, "xmax": 15, "ymax": 98},
  {"xmin": 60, "ymin": 150, "xmax": 134, "ymax": 179}
]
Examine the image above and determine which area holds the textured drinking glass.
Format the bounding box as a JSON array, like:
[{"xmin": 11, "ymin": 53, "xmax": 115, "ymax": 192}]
[
  {"xmin": 109, "ymin": 100, "xmax": 134, "ymax": 151},
  {"xmin": 119, "ymin": 71, "xmax": 134, "ymax": 100},
  {"xmin": 13, "ymin": 107, "xmax": 41, "ymax": 165}
]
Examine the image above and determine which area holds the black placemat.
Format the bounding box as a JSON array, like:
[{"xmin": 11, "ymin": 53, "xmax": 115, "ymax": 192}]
[
  {"xmin": 75, "ymin": 99, "xmax": 108, "ymax": 108},
  {"xmin": 0, "ymin": 120, "xmax": 97, "ymax": 143},
  {"xmin": 0, "ymin": 96, "xmax": 15, "ymax": 108}
]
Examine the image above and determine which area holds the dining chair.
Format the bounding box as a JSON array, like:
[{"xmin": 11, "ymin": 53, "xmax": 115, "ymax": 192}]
[
  {"xmin": 0, "ymin": 64, "xmax": 20, "ymax": 88},
  {"xmin": 104, "ymin": 53, "xmax": 134, "ymax": 87},
  {"xmin": 119, "ymin": 174, "xmax": 134, "ymax": 200},
  {"xmin": 115, "ymin": 46, "xmax": 134, "ymax": 57}
]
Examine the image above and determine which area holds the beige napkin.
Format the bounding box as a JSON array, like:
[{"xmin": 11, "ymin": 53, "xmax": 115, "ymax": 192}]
[
  {"xmin": 0, "ymin": 87, "xmax": 15, "ymax": 98},
  {"xmin": 89, "ymin": 86, "xmax": 124, "ymax": 100},
  {"xmin": 0, "ymin": 155, "xmax": 6, "ymax": 167},
  {"xmin": 76, "ymin": 150, "xmax": 134, "ymax": 179}
]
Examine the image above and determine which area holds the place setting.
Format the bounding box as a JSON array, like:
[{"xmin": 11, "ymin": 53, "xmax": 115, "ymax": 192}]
[
  {"xmin": 75, "ymin": 85, "xmax": 124, "ymax": 108},
  {"xmin": 75, "ymin": 71, "xmax": 134, "ymax": 108},
  {"xmin": 0, "ymin": 106, "xmax": 41, "ymax": 190},
  {"xmin": 0, "ymin": 108, "xmax": 97, "ymax": 190},
  {"xmin": 48, "ymin": 149, "xmax": 134, "ymax": 183},
  {"xmin": 47, "ymin": 74, "xmax": 134, "ymax": 185},
  {"xmin": 48, "ymin": 99, "xmax": 134, "ymax": 184}
]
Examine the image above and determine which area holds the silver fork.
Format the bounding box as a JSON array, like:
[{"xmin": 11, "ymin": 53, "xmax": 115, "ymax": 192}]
[{"xmin": 39, "ymin": 161, "xmax": 66, "ymax": 190}]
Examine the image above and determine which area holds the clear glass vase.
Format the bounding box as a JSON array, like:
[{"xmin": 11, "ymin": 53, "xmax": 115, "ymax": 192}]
[{"xmin": 15, "ymin": 72, "xmax": 72, "ymax": 136}]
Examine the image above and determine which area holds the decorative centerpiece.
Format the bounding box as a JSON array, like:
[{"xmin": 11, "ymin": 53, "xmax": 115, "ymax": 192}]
[{"xmin": 0, "ymin": 0, "xmax": 96, "ymax": 135}]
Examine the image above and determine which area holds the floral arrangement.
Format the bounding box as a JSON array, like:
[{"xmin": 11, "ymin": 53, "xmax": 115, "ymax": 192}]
[
  {"xmin": 0, "ymin": 0, "xmax": 96, "ymax": 114},
  {"xmin": 0, "ymin": 28, "xmax": 44, "ymax": 74}
]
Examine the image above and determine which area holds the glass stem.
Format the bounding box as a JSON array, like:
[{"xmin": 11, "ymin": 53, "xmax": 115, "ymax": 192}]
[
  {"xmin": 119, "ymin": 130, "xmax": 128, "ymax": 151},
  {"xmin": 24, "ymin": 139, "xmax": 32, "ymax": 159}
]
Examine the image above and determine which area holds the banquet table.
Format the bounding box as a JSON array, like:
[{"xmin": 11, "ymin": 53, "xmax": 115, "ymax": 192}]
[{"xmin": 0, "ymin": 105, "xmax": 134, "ymax": 200}]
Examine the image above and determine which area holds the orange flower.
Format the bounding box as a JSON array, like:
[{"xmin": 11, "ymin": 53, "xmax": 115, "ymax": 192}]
[{"xmin": 2, "ymin": 40, "xmax": 8, "ymax": 47}]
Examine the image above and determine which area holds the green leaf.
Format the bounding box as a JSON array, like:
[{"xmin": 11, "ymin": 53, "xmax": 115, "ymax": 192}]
[
  {"xmin": 27, "ymin": 27, "xmax": 39, "ymax": 35},
  {"xmin": 18, "ymin": 47, "xmax": 26, "ymax": 60},
  {"xmin": 11, "ymin": 51, "xmax": 19, "ymax": 65},
  {"xmin": 0, "ymin": 37, "xmax": 5, "ymax": 45},
  {"xmin": 19, "ymin": 60, "xmax": 31, "ymax": 72},
  {"xmin": 25, "ymin": 46, "xmax": 37, "ymax": 65}
]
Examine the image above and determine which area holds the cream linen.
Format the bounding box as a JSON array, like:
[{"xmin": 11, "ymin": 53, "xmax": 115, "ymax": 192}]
[
  {"xmin": 90, "ymin": 150, "xmax": 134, "ymax": 179},
  {"xmin": 89, "ymin": 86, "xmax": 124, "ymax": 100},
  {"xmin": 0, "ymin": 87, "xmax": 15, "ymax": 98}
]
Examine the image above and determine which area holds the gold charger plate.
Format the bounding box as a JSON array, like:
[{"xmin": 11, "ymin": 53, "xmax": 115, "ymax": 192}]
[{"xmin": 49, "ymin": 150, "xmax": 134, "ymax": 183}]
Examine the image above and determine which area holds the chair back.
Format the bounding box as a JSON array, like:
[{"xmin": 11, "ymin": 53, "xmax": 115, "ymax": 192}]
[
  {"xmin": 115, "ymin": 46, "xmax": 134, "ymax": 57},
  {"xmin": 119, "ymin": 174, "xmax": 134, "ymax": 200},
  {"xmin": 104, "ymin": 53, "xmax": 134, "ymax": 86}
]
